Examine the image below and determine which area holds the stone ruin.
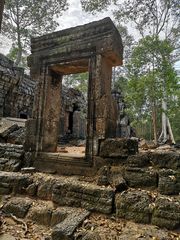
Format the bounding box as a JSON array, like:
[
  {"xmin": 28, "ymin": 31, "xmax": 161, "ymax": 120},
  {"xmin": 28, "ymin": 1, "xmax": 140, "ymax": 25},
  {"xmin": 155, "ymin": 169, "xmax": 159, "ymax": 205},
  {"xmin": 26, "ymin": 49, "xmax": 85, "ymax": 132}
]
[
  {"xmin": 0, "ymin": 42, "xmax": 131, "ymax": 146},
  {"xmin": 0, "ymin": 53, "xmax": 87, "ymax": 143},
  {"xmin": 0, "ymin": 18, "xmax": 179, "ymax": 239},
  {"xmin": 0, "ymin": 53, "xmax": 35, "ymax": 118},
  {"xmin": 25, "ymin": 17, "xmax": 124, "ymax": 157}
]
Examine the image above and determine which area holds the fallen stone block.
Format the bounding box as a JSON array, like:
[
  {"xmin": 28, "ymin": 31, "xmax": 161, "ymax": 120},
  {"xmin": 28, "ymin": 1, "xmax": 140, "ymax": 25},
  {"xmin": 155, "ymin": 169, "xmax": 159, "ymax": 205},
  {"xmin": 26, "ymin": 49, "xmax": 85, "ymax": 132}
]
[
  {"xmin": 7, "ymin": 127, "xmax": 25, "ymax": 145},
  {"xmin": 158, "ymin": 169, "xmax": 180, "ymax": 195},
  {"xmin": 52, "ymin": 209, "xmax": 90, "ymax": 240},
  {"xmin": 127, "ymin": 153, "xmax": 150, "ymax": 167},
  {"xmin": 149, "ymin": 152, "xmax": 180, "ymax": 170},
  {"xmin": 52, "ymin": 180, "xmax": 114, "ymax": 214},
  {"xmin": 3, "ymin": 197, "xmax": 32, "ymax": 218},
  {"xmin": 116, "ymin": 190, "xmax": 152, "ymax": 224},
  {"xmin": 0, "ymin": 124, "xmax": 19, "ymax": 139},
  {"xmin": 51, "ymin": 208, "xmax": 70, "ymax": 226},
  {"xmin": 123, "ymin": 167, "xmax": 158, "ymax": 189},
  {"xmin": 0, "ymin": 171, "xmax": 33, "ymax": 194},
  {"xmin": 37, "ymin": 178, "xmax": 57, "ymax": 200},
  {"xmin": 99, "ymin": 138, "xmax": 138, "ymax": 158},
  {"xmin": 28, "ymin": 206, "xmax": 53, "ymax": 226},
  {"xmin": 26, "ymin": 183, "xmax": 38, "ymax": 196},
  {"xmin": 151, "ymin": 196, "xmax": 180, "ymax": 229}
]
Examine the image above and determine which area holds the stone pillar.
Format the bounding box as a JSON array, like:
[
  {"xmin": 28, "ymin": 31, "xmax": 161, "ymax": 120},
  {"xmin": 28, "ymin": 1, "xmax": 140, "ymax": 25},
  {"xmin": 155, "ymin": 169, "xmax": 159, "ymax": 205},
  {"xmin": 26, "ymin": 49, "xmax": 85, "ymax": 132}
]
[
  {"xmin": 86, "ymin": 55, "xmax": 117, "ymax": 159},
  {"xmin": 25, "ymin": 67, "xmax": 62, "ymax": 152}
]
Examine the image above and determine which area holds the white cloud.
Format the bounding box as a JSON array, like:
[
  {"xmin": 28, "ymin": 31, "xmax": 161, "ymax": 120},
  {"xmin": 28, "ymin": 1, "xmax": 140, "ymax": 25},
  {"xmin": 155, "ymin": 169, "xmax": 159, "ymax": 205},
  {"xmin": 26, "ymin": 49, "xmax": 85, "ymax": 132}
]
[
  {"xmin": 0, "ymin": 0, "xmax": 115, "ymax": 55},
  {"xmin": 57, "ymin": 0, "xmax": 114, "ymax": 30}
]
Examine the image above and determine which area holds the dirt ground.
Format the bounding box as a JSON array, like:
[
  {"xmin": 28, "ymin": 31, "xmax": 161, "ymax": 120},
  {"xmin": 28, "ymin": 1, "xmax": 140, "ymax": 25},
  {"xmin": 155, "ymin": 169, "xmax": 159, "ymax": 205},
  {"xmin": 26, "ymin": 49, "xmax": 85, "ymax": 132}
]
[
  {"xmin": 57, "ymin": 146, "xmax": 85, "ymax": 155},
  {"xmin": 0, "ymin": 212, "xmax": 179, "ymax": 240}
]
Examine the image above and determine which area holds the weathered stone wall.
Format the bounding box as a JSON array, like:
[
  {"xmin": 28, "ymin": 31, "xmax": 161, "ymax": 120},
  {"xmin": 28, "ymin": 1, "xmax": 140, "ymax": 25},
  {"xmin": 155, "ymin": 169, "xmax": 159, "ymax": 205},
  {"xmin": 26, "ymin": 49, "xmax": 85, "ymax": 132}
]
[
  {"xmin": 0, "ymin": 53, "xmax": 35, "ymax": 118},
  {"xmin": 96, "ymin": 145, "xmax": 180, "ymax": 230},
  {"xmin": 0, "ymin": 140, "xmax": 179, "ymax": 230},
  {"xmin": 0, "ymin": 54, "xmax": 86, "ymax": 139},
  {"xmin": 60, "ymin": 86, "xmax": 86, "ymax": 139}
]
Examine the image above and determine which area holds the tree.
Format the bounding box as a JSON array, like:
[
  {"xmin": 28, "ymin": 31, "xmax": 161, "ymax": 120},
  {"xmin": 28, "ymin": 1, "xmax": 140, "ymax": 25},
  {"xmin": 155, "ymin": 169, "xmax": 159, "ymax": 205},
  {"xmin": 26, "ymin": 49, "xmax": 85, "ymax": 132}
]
[
  {"xmin": 0, "ymin": 0, "xmax": 5, "ymax": 31},
  {"xmin": 63, "ymin": 73, "xmax": 89, "ymax": 97},
  {"xmin": 112, "ymin": 24, "xmax": 134, "ymax": 89},
  {"xmin": 81, "ymin": 0, "xmax": 116, "ymax": 13},
  {"xmin": 81, "ymin": 0, "xmax": 180, "ymax": 143},
  {"xmin": 81, "ymin": 0, "xmax": 179, "ymax": 39},
  {"xmin": 126, "ymin": 36, "xmax": 178, "ymax": 143},
  {"xmin": 2, "ymin": 0, "xmax": 69, "ymax": 66}
]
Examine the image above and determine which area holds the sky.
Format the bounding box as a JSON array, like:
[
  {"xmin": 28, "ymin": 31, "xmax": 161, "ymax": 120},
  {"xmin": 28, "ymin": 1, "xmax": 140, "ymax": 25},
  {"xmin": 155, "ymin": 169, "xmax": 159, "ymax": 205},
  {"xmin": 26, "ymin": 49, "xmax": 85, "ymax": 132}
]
[
  {"xmin": 0, "ymin": 0, "xmax": 179, "ymax": 70},
  {"xmin": 0, "ymin": 0, "xmax": 114, "ymax": 54}
]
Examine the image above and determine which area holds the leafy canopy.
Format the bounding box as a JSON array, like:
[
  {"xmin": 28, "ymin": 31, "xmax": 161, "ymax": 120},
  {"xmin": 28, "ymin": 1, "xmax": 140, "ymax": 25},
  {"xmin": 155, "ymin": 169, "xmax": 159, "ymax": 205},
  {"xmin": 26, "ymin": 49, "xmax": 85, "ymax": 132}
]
[{"xmin": 2, "ymin": 0, "xmax": 69, "ymax": 65}]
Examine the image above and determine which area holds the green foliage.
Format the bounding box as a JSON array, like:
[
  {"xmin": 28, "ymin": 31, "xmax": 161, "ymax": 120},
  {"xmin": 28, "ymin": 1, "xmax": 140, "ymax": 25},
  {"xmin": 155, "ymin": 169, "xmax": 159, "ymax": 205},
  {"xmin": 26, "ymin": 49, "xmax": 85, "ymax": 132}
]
[
  {"xmin": 7, "ymin": 44, "xmax": 27, "ymax": 68},
  {"xmin": 63, "ymin": 73, "xmax": 88, "ymax": 97},
  {"xmin": 81, "ymin": 0, "xmax": 116, "ymax": 13},
  {"xmin": 124, "ymin": 36, "xmax": 179, "ymax": 138},
  {"xmin": 2, "ymin": 0, "xmax": 69, "ymax": 65}
]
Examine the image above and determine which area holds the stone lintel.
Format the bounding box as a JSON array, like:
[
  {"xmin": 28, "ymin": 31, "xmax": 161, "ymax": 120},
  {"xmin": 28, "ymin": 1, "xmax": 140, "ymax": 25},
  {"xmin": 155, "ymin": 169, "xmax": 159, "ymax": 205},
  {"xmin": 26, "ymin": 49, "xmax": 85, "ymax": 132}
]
[{"xmin": 28, "ymin": 17, "xmax": 123, "ymax": 74}]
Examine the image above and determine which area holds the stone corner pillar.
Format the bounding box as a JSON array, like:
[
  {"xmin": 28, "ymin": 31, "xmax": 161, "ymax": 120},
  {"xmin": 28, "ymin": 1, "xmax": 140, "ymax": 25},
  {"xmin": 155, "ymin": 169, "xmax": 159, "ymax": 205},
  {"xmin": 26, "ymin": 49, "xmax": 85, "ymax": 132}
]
[{"xmin": 24, "ymin": 67, "xmax": 62, "ymax": 153}]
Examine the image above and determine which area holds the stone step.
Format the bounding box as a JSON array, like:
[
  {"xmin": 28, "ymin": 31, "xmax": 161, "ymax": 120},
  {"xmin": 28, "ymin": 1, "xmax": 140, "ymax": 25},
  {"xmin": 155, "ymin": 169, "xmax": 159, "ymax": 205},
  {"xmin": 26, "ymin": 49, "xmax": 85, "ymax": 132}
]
[
  {"xmin": 0, "ymin": 171, "xmax": 179, "ymax": 230},
  {"xmin": 35, "ymin": 152, "xmax": 94, "ymax": 176},
  {"xmin": 0, "ymin": 143, "xmax": 24, "ymax": 172},
  {"xmin": 115, "ymin": 189, "xmax": 180, "ymax": 230},
  {"xmin": 1, "ymin": 196, "xmax": 90, "ymax": 240},
  {"xmin": 0, "ymin": 157, "xmax": 22, "ymax": 172},
  {"xmin": 0, "ymin": 171, "xmax": 114, "ymax": 214}
]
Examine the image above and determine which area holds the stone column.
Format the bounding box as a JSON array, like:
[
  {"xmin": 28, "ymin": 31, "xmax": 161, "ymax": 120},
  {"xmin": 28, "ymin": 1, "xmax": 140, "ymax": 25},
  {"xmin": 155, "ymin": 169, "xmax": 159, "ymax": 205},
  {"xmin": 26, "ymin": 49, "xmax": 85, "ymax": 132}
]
[
  {"xmin": 25, "ymin": 67, "xmax": 62, "ymax": 152},
  {"xmin": 86, "ymin": 55, "xmax": 117, "ymax": 159}
]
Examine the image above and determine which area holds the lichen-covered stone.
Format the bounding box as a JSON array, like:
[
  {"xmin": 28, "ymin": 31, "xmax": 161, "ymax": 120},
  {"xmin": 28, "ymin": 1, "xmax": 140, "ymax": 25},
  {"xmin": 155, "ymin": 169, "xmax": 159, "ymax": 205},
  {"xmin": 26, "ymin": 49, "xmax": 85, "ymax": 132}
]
[
  {"xmin": 109, "ymin": 174, "xmax": 127, "ymax": 192},
  {"xmin": 123, "ymin": 167, "xmax": 158, "ymax": 189},
  {"xmin": 0, "ymin": 143, "xmax": 24, "ymax": 172},
  {"xmin": 3, "ymin": 197, "xmax": 32, "ymax": 218},
  {"xmin": 51, "ymin": 208, "xmax": 69, "ymax": 227},
  {"xmin": 52, "ymin": 180, "xmax": 114, "ymax": 214},
  {"xmin": 149, "ymin": 152, "xmax": 180, "ymax": 170},
  {"xmin": 52, "ymin": 210, "xmax": 90, "ymax": 240},
  {"xmin": 37, "ymin": 179, "xmax": 57, "ymax": 200},
  {"xmin": 152, "ymin": 196, "xmax": 180, "ymax": 229},
  {"xmin": 158, "ymin": 169, "xmax": 180, "ymax": 195},
  {"xmin": 127, "ymin": 153, "xmax": 150, "ymax": 167},
  {"xmin": 7, "ymin": 127, "xmax": 25, "ymax": 145},
  {"xmin": 116, "ymin": 190, "xmax": 152, "ymax": 224},
  {"xmin": 81, "ymin": 232, "xmax": 101, "ymax": 240},
  {"xmin": 99, "ymin": 138, "xmax": 138, "ymax": 158},
  {"xmin": 28, "ymin": 207, "xmax": 53, "ymax": 226},
  {"xmin": 26, "ymin": 183, "xmax": 38, "ymax": 196},
  {"xmin": 0, "ymin": 171, "xmax": 32, "ymax": 194},
  {"xmin": 0, "ymin": 124, "xmax": 19, "ymax": 139}
]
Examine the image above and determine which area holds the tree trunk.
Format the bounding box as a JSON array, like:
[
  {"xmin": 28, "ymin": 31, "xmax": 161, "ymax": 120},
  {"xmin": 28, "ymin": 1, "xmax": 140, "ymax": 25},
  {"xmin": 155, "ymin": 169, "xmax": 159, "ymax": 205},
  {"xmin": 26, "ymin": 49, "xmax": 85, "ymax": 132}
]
[
  {"xmin": 15, "ymin": 2, "xmax": 22, "ymax": 66},
  {"xmin": 0, "ymin": 0, "xmax": 5, "ymax": 32},
  {"xmin": 15, "ymin": 42, "xmax": 22, "ymax": 66},
  {"xmin": 158, "ymin": 80, "xmax": 175, "ymax": 144},
  {"xmin": 15, "ymin": 28, "xmax": 22, "ymax": 66},
  {"xmin": 167, "ymin": 118, "xmax": 175, "ymax": 144},
  {"xmin": 152, "ymin": 102, "xmax": 158, "ymax": 145}
]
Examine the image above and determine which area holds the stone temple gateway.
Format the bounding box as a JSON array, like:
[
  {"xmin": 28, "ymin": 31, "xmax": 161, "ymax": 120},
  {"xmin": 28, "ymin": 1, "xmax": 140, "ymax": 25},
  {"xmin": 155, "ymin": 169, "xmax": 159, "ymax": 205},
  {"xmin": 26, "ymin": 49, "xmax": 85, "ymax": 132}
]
[{"xmin": 25, "ymin": 17, "xmax": 123, "ymax": 170}]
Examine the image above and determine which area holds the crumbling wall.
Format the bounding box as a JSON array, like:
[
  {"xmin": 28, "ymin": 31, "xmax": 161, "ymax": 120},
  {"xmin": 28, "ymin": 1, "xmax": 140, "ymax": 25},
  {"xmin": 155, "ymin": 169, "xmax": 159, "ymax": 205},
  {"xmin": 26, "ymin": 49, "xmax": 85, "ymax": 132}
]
[
  {"xmin": 0, "ymin": 54, "xmax": 86, "ymax": 139},
  {"xmin": 60, "ymin": 86, "xmax": 86, "ymax": 139},
  {"xmin": 0, "ymin": 54, "xmax": 35, "ymax": 118}
]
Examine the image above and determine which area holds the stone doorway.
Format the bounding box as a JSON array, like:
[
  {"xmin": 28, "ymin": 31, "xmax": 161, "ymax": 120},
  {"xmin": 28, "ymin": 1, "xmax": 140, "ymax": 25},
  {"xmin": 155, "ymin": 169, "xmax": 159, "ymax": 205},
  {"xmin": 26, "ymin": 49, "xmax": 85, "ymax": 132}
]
[{"xmin": 24, "ymin": 17, "xmax": 123, "ymax": 168}]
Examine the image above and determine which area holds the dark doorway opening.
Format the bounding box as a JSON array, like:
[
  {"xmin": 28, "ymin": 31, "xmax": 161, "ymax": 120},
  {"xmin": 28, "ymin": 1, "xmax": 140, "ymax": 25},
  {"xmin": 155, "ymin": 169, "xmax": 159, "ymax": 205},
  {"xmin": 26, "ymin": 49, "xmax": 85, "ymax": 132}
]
[
  {"xmin": 68, "ymin": 111, "xmax": 73, "ymax": 134},
  {"xmin": 68, "ymin": 104, "xmax": 80, "ymax": 134},
  {"xmin": 20, "ymin": 113, "xmax": 28, "ymax": 119}
]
